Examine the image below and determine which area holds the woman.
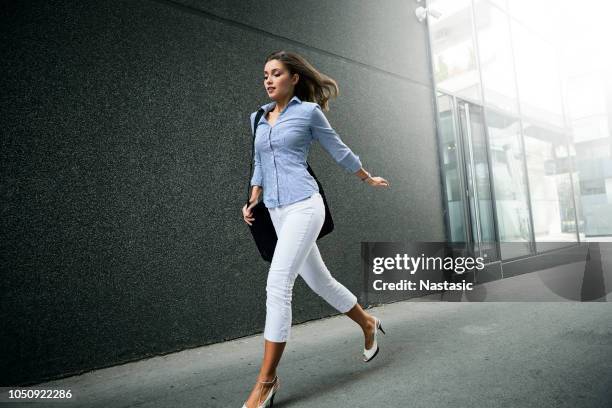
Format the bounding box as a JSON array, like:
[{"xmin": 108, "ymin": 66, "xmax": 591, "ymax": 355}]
[{"xmin": 241, "ymin": 50, "xmax": 391, "ymax": 408}]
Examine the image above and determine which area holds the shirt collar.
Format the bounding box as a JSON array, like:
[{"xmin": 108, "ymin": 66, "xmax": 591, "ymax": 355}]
[{"xmin": 260, "ymin": 95, "xmax": 302, "ymax": 113}]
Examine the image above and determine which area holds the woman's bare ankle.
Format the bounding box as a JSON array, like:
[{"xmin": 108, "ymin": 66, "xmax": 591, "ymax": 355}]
[{"xmin": 363, "ymin": 315, "xmax": 375, "ymax": 333}]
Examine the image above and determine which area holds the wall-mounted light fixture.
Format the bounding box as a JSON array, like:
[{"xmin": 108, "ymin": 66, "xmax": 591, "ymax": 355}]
[{"xmin": 415, "ymin": 5, "xmax": 442, "ymax": 23}]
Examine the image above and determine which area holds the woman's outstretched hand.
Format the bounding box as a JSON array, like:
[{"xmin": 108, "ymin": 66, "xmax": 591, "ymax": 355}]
[
  {"xmin": 242, "ymin": 201, "xmax": 258, "ymax": 226},
  {"xmin": 366, "ymin": 175, "xmax": 391, "ymax": 187}
]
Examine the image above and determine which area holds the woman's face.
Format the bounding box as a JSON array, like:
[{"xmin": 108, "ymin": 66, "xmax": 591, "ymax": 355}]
[{"xmin": 263, "ymin": 59, "xmax": 298, "ymax": 101}]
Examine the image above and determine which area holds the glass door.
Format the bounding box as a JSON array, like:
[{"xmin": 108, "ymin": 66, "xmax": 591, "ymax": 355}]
[
  {"xmin": 456, "ymin": 100, "xmax": 499, "ymax": 262},
  {"xmin": 438, "ymin": 92, "xmax": 500, "ymax": 262}
]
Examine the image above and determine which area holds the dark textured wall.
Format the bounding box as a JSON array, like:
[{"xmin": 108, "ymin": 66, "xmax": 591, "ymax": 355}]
[{"xmin": 0, "ymin": 0, "xmax": 445, "ymax": 385}]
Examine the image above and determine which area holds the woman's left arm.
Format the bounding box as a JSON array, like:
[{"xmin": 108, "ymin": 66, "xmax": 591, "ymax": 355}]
[
  {"xmin": 310, "ymin": 104, "xmax": 363, "ymax": 173},
  {"xmin": 310, "ymin": 105, "xmax": 390, "ymax": 187}
]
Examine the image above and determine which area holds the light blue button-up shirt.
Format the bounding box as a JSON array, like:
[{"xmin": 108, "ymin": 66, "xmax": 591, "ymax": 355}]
[{"xmin": 250, "ymin": 95, "xmax": 362, "ymax": 208}]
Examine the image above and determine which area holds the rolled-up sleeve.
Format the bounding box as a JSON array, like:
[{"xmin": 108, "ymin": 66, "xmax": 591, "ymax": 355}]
[
  {"xmin": 249, "ymin": 111, "xmax": 263, "ymax": 187},
  {"xmin": 310, "ymin": 104, "xmax": 362, "ymax": 174}
]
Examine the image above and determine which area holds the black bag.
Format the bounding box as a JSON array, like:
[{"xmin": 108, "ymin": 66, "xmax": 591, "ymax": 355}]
[{"xmin": 246, "ymin": 107, "xmax": 335, "ymax": 262}]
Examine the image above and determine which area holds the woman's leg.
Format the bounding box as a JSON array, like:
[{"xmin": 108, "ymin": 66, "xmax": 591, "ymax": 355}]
[
  {"xmin": 345, "ymin": 303, "xmax": 377, "ymax": 350},
  {"xmin": 244, "ymin": 339, "xmax": 285, "ymax": 408},
  {"xmin": 298, "ymin": 243, "xmax": 377, "ymax": 349},
  {"xmin": 298, "ymin": 243, "xmax": 357, "ymax": 313},
  {"xmin": 244, "ymin": 194, "xmax": 325, "ymax": 407},
  {"xmin": 263, "ymin": 195, "xmax": 325, "ymax": 343}
]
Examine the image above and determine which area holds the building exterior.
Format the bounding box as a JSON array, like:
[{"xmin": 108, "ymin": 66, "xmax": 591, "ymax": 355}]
[
  {"xmin": 2, "ymin": 0, "xmax": 441, "ymax": 385},
  {"xmin": 2, "ymin": 0, "xmax": 609, "ymax": 386},
  {"xmin": 426, "ymin": 0, "xmax": 612, "ymax": 280}
]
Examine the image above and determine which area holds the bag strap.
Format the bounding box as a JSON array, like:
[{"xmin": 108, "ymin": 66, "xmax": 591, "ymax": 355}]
[{"xmin": 247, "ymin": 108, "xmax": 265, "ymax": 205}]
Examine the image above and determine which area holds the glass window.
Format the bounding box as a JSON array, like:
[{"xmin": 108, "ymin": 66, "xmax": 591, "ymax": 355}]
[
  {"xmin": 566, "ymin": 74, "xmax": 608, "ymax": 121},
  {"xmin": 510, "ymin": 20, "xmax": 564, "ymax": 127},
  {"xmin": 507, "ymin": 0, "xmax": 561, "ymax": 41},
  {"xmin": 486, "ymin": 0, "xmax": 507, "ymax": 10},
  {"xmin": 429, "ymin": 0, "xmax": 482, "ymax": 103},
  {"xmin": 580, "ymin": 179, "xmax": 605, "ymax": 196},
  {"xmin": 565, "ymin": 71, "xmax": 612, "ymax": 238},
  {"xmin": 522, "ymin": 121, "xmax": 578, "ymax": 243},
  {"xmin": 485, "ymin": 108, "xmax": 533, "ymax": 258},
  {"xmin": 473, "ymin": 0, "xmax": 519, "ymax": 115}
]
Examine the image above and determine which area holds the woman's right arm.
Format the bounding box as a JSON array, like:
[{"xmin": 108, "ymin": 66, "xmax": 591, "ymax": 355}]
[
  {"xmin": 249, "ymin": 111, "xmax": 264, "ymax": 204},
  {"xmin": 249, "ymin": 143, "xmax": 263, "ymax": 204},
  {"xmin": 249, "ymin": 185, "xmax": 262, "ymax": 204},
  {"xmin": 243, "ymin": 156, "xmax": 262, "ymax": 224}
]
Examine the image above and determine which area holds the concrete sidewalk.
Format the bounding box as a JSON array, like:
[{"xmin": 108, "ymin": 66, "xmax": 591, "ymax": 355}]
[{"xmin": 4, "ymin": 299, "xmax": 611, "ymax": 408}]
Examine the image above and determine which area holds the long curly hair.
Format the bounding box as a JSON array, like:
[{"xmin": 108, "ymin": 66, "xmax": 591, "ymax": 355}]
[{"xmin": 264, "ymin": 50, "xmax": 339, "ymax": 112}]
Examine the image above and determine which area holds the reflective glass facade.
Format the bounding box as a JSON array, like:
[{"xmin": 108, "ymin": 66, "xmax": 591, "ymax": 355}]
[{"xmin": 427, "ymin": 0, "xmax": 612, "ymax": 262}]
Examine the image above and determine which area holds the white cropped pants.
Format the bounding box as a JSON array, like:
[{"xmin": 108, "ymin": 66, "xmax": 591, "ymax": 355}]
[{"xmin": 264, "ymin": 192, "xmax": 358, "ymax": 342}]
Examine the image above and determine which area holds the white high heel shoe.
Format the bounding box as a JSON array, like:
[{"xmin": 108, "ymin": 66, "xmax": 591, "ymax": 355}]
[
  {"xmin": 363, "ymin": 316, "xmax": 386, "ymax": 362},
  {"xmin": 241, "ymin": 375, "xmax": 280, "ymax": 408}
]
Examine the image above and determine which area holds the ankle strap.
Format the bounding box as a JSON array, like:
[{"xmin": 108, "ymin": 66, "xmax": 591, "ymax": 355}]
[{"xmin": 257, "ymin": 375, "xmax": 278, "ymax": 384}]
